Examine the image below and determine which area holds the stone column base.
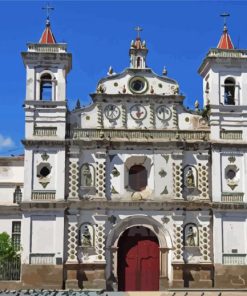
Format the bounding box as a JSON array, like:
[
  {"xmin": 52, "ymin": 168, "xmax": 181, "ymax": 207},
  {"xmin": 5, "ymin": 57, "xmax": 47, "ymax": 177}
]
[
  {"xmin": 172, "ymin": 263, "xmax": 214, "ymax": 288},
  {"xmin": 65, "ymin": 263, "xmax": 106, "ymax": 290}
]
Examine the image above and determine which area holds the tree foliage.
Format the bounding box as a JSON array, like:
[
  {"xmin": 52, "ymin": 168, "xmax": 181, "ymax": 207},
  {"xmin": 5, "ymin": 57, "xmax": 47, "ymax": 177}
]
[{"xmin": 0, "ymin": 232, "xmax": 18, "ymax": 261}]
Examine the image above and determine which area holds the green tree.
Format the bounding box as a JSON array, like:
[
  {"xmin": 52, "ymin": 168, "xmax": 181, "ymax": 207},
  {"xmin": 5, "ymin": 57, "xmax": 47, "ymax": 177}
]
[{"xmin": 0, "ymin": 232, "xmax": 18, "ymax": 261}]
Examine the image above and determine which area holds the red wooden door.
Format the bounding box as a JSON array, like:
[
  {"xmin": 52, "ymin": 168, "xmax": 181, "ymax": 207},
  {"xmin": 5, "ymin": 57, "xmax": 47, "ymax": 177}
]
[{"xmin": 118, "ymin": 228, "xmax": 159, "ymax": 291}]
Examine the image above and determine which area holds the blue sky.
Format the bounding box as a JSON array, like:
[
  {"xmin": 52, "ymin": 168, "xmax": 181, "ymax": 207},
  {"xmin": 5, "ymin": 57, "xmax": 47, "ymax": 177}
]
[{"xmin": 1, "ymin": 1, "xmax": 247, "ymax": 155}]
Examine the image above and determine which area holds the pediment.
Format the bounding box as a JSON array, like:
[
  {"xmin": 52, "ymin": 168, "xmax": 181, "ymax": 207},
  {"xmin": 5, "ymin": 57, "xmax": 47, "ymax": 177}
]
[{"xmin": 95, "ymin": 68, "xmax": 179, "ymax": 96}]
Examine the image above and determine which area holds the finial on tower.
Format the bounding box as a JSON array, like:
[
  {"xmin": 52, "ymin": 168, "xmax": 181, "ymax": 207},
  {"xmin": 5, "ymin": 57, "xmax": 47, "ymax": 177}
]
[
  {"xmin": 42, "ymin": 3, "xmax": 54, "ymax": 26},
  {"xmin": 220, "ymin": 12, "xmax": 230, "ymax": 30},
  {"xmin": 217, "ymin": 12, "xmax": 234, "ymax": 49},
  {"xmin": 135, "ymin": 26, "xmax": 143, "ymax": 39},
  {"xmin": 39, "ymin": 3, "xmax": 56, "ymax": 44}
]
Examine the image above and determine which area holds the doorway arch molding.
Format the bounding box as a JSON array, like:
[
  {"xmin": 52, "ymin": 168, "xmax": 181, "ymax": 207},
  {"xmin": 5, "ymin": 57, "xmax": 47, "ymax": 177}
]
[{"xmin": 105, "ymin": 214, "xmax": 173, "ymax": 291}]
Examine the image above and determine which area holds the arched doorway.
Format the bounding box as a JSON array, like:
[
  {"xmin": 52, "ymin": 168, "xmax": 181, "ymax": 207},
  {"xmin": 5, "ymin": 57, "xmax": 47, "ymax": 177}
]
[{"xmin": 117, "ymin": 226, "xmax": 159, "ymax": 291}]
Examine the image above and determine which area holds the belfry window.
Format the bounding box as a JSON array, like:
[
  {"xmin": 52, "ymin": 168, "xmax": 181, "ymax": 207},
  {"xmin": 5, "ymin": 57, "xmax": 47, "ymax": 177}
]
[
  {"xmin": 129, "ymin": 165, "xmax": 147, "ymax": 191},
  {"xmin": 224, "ymin": 78, "xmax": 235, "ymax": 105},
  {"xmin": 137, "ymin": 57, "xmax": 141, "ymax": 68},
  {"xmin": 40, "ymin": 73, "xmax": 52, "ymax": 101}
]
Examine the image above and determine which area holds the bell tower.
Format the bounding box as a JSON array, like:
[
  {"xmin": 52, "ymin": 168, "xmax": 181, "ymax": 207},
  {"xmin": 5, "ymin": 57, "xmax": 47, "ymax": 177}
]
[
  {"xmin": 129, "ymin": 26, "xmax": 148, "ymax": 69},
  {"xmin": 21, "ymin": 13, "xmax": 72, "ymax": 202}
]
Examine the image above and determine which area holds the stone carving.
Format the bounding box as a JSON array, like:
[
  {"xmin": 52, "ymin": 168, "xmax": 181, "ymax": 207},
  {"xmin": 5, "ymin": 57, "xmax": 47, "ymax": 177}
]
[
  {"xmin": 186, "ymin": 226, "xmax": 196, "ymax": 246},
  {"xmin": 228, "ymin": 156, "xmax": 236, "ymax": 163},
  {"xmin": 108, "ymin": 215, "xmax": 117, "ymax": 224},
  {"xmin": 112, "ymin": 166, "xmax": 120, "ymax": 177},
  {"xmin": 41, "ymin": 152, "xmax": 49, "ymax": 161},
  {"xmin": 161, "ymin": 185, "xmax": 168, "ymax": 195},
  {"xmin": 225, "ymin": 164, "xmax": 239, "ymax": 191},
  {"xmin": 69, "ymin": 161, "xmax": 79, "ymax": 199},
  {"xmin": 97, "ymin": 104, "xmax": 103, "ymax": 128},
  {"xmin": 96, "ymin": 84, "xmax": 106, "ymax": 93},
  {"xmin": 185, "ymin": 167, "xmax": 195, "ymax": 188},
  {"xmin": 111, "ymin": 186, "xmax": 119, "ymax": 194},
  {"xmin": 81, "ymin": 163, "xmax": 94, "ymax": 187},
  {"xmin": 73, "ymin": 128, "xmax": 210, "ymax": 141},
  {"xmin": 184, "ymin": 224, "xmax": 198, "ymax": 247},
  {"xmin": 183, "ymin": 165, "xmax": 202, "ymax": 199},
  {"xmin": 171, "ymin": 84, "xmax": 179, "ymax": 95},
  {"xmin": 80, "ymin": 223, "xmax": 94, "ymax": 248},
  {"xmin": 173, "ymin": 162, "xmax": 183, "ymax": 199},
  {"xmin": 161, "ymin": 154, "xmax": 169, "ymax": 163},
  {"xmin": 161, "ymin": 216, "xmax": 170, "ymax": 224},
  {"xmin": 37, "ymin": 162, "xmax": 52, "ymax": 189},
  {"xmin": 82, "ymin": 226, "xmax": 92, "ymax": 247},
  {"xmin": 159, "ymin": 169, "xmax": 167, "ymax": 177}
]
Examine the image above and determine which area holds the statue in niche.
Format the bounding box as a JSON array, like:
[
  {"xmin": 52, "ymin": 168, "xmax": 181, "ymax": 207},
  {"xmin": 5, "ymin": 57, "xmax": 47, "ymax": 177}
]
[
  {"xmin": 186, "ymin": 226, "xmax": 196, "ymax": 246},
  {"xmin": 184, "ymin": 224, "xmax": 198, "ymax": 247},
  {"xmin": 185, "ymin": 167, "xmax": 195, "ymax": 188},
  {"xmin": 81, "ymin": 164, "xmax": 92, "ymax": 187},
  {"xmin": 81, "ymin": 225, "xmax": 92, "ymax": 247}
]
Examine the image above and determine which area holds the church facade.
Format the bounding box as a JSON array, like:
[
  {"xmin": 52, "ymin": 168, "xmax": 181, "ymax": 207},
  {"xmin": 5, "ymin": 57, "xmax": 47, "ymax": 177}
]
[{"xmin": 0, "ymin": 18, "xmax": 247, "ymax": 291}]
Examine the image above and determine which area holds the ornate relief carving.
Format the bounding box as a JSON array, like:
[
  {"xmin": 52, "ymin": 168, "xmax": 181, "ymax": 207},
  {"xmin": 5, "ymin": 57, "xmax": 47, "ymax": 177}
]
[
  {"xmin": 36, "ymin": 162, "xmax": 52, "ymax": 188},
  {"xmin": 159, "ymin": 169, "xmax": 167, "ymax": 178},
  {"xmin": 121, "ymin": 104, "xmax": 127, "ymax": 128},
  {"xmin": 80, "ymin": 163, "xmax": 95, "ymax": 187},
  {"xmin": 96, "ymin": 152, "xmax": 106, "ymax": 198},
  {"xmin": 199, "ymin": 225, "xmax": 211, "ymax": 262},
  {"xmin": 67, "ymin": 215, "xmax": 78, "ymax": 262},
  {"xmin": 173, "ymin": 163, "xmax": 183, "ymax": 199},
  {"xmin": 160, "ymin": 185, "xmax": 168, "ymax": 195},
  {"xmin": 41, "ymin": 151, "xmax": 49, "ymax": 161},
  {"xmin": 111, "ymin": 186, "xmax": 119, "ymax": 194},
  {"xmin": 97, "ymin": 104, "xmax": 103, "ymax": 128},
  {"xmin": 184, "ymin": 223, "xmax": 199, "ymax": 247},
  {"xmin": 150, "ymin": 103, "xmax": 155, "ymax": 127},
  {"xmin": 172, "ymin": 223, "xmax": 183, "ymax": 262},
  {"xmin": 72, "ymin": 128, "xmax": 210, "ymax": 141},
  {"xmin": 80, "ymin": 223, "xmax": 95, "ymax": 248},
  {"xmin": 112, "ymin": 166, "xmax": 120, "ymax": 177},
  {"xmin": 162, "ymin": 154, "xmax": 169, "ymax": 163},
  {"xmin": 198, "ymin": 163, "xmax": 209, "ymax": 199},
  {"xmin": 225, "ymin": 164, "xmax": 239, "ymax": 191},
  {"xmin": 68, "ymin": 160, "xmax": 79, "ymax": 199},
  {"xmin": 156, "ymin": 105, "xmax": 172, "ymax": 126}
]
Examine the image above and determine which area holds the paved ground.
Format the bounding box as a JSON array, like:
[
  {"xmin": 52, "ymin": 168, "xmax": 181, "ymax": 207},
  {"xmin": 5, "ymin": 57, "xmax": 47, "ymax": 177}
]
[{"xmin": 1, "ymin": 291, "xmax": 247, "ymax": 296}]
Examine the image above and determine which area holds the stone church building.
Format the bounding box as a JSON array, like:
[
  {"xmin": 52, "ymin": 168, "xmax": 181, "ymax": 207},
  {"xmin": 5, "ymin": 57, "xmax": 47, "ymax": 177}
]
[{"xmin": 0, "ymin": 16, "xmax": 247, "ymax": 291}]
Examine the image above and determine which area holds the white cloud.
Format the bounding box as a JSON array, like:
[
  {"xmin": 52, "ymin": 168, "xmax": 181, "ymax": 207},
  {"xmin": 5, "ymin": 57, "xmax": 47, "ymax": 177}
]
[{"xmin": 0, "ymin": 134, "xmax": 15, "ymax": 150}]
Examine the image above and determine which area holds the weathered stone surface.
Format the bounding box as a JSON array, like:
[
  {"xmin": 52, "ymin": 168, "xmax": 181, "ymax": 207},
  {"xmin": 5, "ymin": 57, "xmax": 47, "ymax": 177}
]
[
  {"xmin": 215, "ymin": 264, "xmax": 247, "ymax": 288},
  {"xmin": 21, "ymin": 264, "xmax": 63, "ymax": 289},
  {"xmin": 65, "ymin": 263, "xmax": 106, "ymax": 290}
]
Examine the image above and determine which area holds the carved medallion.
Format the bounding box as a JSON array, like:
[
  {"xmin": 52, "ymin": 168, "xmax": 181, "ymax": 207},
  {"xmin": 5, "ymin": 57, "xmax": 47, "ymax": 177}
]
[
  {"xmin": 130, "ymin": 104, "xmax": 147, "ymax": 121},
  {"xmin": 104, "ymin": 104, "xmax": 120, "ymax": 121},
  {"xmin": 156, "ymin": 105, "xmax": 172, "ymax": 122}
]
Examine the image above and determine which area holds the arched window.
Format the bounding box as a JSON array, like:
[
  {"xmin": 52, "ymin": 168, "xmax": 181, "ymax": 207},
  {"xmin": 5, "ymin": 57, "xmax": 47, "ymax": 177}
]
[
  {"xmin": 129, "ymin": 165, "xmax": 147, "ymax": 191},
  {"xmin": 40, "ymin": 73, "xmax": 52, "ymax": 101},
  {"xmin": 137, "ymin": 57, "xmax": 141, "ymax": 68},
  {"xmin": 224, "ymin": 78, "xmax": 235, "ymax": 105},
  {"xmin": 205, "ymin": 82, "xmax": 209, "ymax": 93}
]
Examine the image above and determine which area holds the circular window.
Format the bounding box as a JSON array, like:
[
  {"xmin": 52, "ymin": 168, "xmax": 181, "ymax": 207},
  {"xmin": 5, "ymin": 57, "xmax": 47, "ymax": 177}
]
[
  {"xmin": 227, "ymin": 169, "xmax": 236, "ymax": 180},
  {"xmin": 129, "ymin": 76, "xmax": 148, "ymax": 94}
]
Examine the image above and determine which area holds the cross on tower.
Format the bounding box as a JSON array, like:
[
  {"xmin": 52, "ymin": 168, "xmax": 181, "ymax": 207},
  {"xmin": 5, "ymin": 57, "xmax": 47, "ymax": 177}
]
[
  {"xmin": 220, "ymin": 12, "xmax": 230, "ymax": 27},
  {"xmin": 42, "ymin": 3, "xmax": 54, "ymax": 20},
  {"xmin": 135, "ymin": 26, "xmax": 143, "ymax": 39}
]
